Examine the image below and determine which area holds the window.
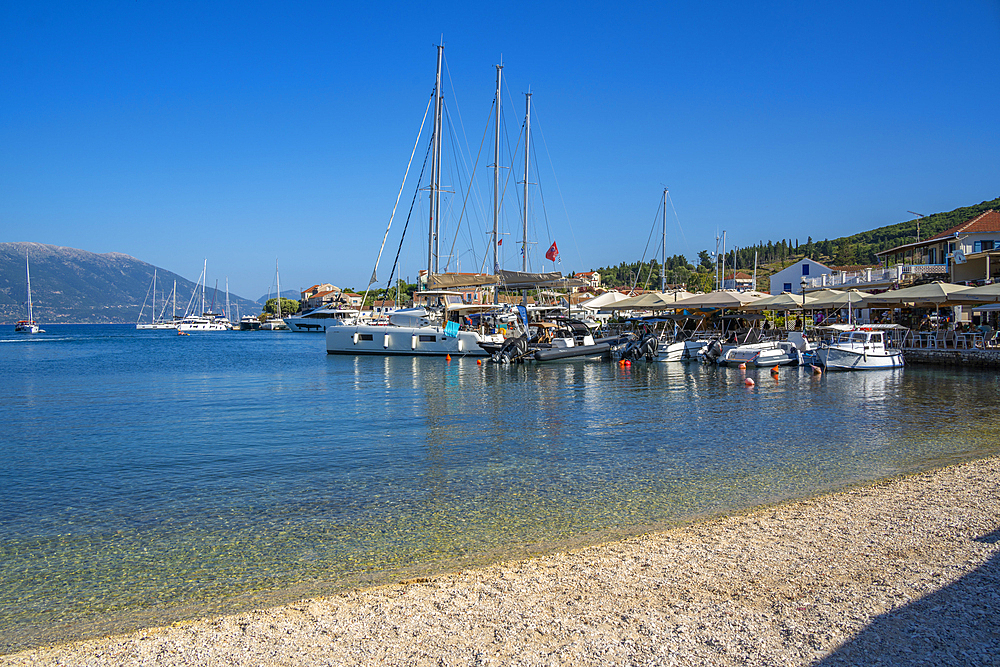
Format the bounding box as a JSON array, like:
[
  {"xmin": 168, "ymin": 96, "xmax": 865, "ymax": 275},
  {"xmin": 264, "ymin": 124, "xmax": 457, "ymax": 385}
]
[
  {"xmin": 359, "ymin": 334, "xmax": 373, "ymax": 341},
  {"xmin": 984, "ymin": 240, "xmax": 995, "ymax": 251},
  {"xmin": 929, "ymin": 248, "xmax": 937, "ymax": 264},
  {"xmin": 783, "ymin": 283, "xmax": 792, "ymax": 292},
  {"xmin": 975, "ymin": 241, "xmax": 982, "ymax": 252},
  {"xmin": 419, "ymin": 335, "xmax": 436, "ymax": 342},
  {"xmin": 801, "ymin": 264, "xmax": 810, "ymax": 276}
]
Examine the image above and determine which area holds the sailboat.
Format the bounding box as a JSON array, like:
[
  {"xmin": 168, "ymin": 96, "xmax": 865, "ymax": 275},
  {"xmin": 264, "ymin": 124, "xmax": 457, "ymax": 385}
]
[
  {"xmin": 176, "ymin": 260, "xmax": 234, "ymax": 331},
  {"xmin": 15, "ymin": 250, "xmax": 43, "ymax": 333},
  {"xmin": 136, "ymin": 269, "xmax": 178, "ymax": 329},
  {"xmin": 260, "ymin": 260, "xmax": 289, "ymax": 330},
  {"xmin": 325, "ymin": 44, "xmax": 508, "ymax": 356}
]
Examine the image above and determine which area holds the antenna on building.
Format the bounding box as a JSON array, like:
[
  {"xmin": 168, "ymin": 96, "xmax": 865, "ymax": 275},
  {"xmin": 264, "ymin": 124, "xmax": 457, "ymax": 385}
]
[{"xmin": 907, "ymin": 211, "xmax": 926, "ymax": 243}]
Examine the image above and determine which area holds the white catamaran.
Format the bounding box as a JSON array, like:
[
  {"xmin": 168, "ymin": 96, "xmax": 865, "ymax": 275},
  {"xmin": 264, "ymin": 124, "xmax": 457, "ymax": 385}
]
[{"xmin": 15, "ymin": 250, "xmax": 42, "ymax": 334}]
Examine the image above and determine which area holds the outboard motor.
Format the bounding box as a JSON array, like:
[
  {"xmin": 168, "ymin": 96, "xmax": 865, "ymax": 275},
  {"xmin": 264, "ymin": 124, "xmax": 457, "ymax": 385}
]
[
  {"xmin": 638, "ymin": 332, "xmax": 659, "ymax": 361},
  {"xmin": 703, "ymin": 338, "xmax": 723, "ymax": 364},
  {"xmin": 491, "ymin": 334, "xmax": 529, "ymax": 364}
]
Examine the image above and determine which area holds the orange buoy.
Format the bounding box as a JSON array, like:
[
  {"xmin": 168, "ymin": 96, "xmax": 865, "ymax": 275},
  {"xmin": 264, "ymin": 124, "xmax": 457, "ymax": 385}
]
[
  {"xmin": 811, "ymin": 364, "xmax": 822, "ymax": 375},
  {"xmin": 745, "ymin": 378, "xmax": 755, "ymax": 387},
  {"xmin": 446, "ymin": 354, "xmax": 451, "ymax": 361},
  {"xmin": 624, "ymin": 360, "xmax": 631, "ymax": 367},
  {"xmin": 477, "ymin": 359, "xmax": 482, "ymax": 365},
  {"xmin": 738, "ymin": 362, "xmax": 746, "ymax": 370},
  {"xmin": 771, "ymin": 365, "xmax": 780, "ymax": 374}
]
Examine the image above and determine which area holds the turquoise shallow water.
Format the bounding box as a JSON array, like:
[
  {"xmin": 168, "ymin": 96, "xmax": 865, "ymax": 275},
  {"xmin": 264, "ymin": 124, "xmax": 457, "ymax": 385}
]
[{"xmin": 2, "ymin": 324, "xmax": 999, "ymax": 652}]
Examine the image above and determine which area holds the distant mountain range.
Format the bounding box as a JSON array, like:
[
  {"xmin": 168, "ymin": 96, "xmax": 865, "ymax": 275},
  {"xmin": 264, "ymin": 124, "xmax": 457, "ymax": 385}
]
[{"xmin": 0, "ymin": 242, "xmax": 265, "ymax": 324}]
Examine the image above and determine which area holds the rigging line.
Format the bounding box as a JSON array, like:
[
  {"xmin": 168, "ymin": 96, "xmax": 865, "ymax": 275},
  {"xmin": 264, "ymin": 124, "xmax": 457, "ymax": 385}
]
[
  {"xmin": 533, "ymin": 110, "xmax": 582, "ymax": 270},
  {"xmin": 366, "ymin": 91, "xmax": 433, "ymax": 288},
  {"xmin": 442, "ymin": 102, "xmax": 486, "ymax": 272},
  {"xmin": 386, "ymin": 137, "xmax": 434, "ymax": 295},
  {"xmin": 443, "ymin": 96, "xmax": 494, "ymax": 275},
  {"xmin": 664, "ymin": 189, "xmax": 691, "ymax": 262},
  {"xmin": 631, "ymin": 198, "xmax": 662, "ymax": 295},
  {"xmin": 497, "ymin": 106, "xmax": 525, "ymax": 269}
]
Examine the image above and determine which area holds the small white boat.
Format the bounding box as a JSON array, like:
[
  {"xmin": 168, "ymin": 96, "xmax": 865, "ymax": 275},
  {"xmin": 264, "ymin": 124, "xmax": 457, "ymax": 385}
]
[
  {"xmin": 817, "ymin": 328, "xmax": 905, "ymax": 371},
  {"xmin": 259, "ymin": 317, "xmax": 289, "ymax": 331},
  {"xmin": 721, "ymin": 339, "xmax": 802, "ymax": 367}
]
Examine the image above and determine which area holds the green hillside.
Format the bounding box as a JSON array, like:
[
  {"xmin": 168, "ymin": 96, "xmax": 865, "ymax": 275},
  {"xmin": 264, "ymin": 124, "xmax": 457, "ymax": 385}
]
[{"xmin": 587, "ymin": 197, "xmax": 1000, "ymax": 293}]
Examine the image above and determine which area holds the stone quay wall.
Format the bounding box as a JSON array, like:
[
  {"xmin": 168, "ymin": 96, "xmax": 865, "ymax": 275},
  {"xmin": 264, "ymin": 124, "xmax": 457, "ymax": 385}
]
[{"xmin": 904, "ymin": 347, "xmax": 1000, "ymax": 368}]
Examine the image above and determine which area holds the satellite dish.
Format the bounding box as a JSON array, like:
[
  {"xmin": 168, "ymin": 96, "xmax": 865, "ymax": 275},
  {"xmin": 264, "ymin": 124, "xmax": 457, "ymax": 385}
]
[{"xmin": 954, "ymin": 249, "xmax": 967, "ymax": 265}]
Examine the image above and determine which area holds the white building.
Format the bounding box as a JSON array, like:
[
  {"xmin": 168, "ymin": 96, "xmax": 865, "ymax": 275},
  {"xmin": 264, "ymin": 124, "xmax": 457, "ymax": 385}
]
[{"xmin": 768, "ymin": 259, "xmax": 834, "ymax": 295}]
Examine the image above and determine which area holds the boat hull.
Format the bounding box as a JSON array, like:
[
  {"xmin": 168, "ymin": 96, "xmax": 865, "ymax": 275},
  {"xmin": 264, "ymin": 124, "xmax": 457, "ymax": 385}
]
[
  {"xmin": 719, "ymin": 342, "xmax": 802, "ymax": 367},
  {"xmin": 284, "ymin": 317, "xmax": 326, "ymax": 332},
  {"xmin": 326, "ymin": 324, "xmax": 497, "ymax": 356},
  {"xmin": 817, "ymin": 345, "xmax": 905, "ymax": 371}
]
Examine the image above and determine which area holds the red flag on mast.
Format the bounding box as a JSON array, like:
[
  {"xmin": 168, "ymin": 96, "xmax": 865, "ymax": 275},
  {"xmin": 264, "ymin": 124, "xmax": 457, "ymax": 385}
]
[{"xmin": 545, "ymin": 241, "xmax": 559, "ymax": 261}]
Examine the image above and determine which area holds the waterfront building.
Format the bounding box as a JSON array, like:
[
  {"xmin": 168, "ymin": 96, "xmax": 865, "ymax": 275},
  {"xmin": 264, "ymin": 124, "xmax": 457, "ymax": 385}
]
[{"xmin": 875, "ymin": 209, "xmax": 1000, "ymax": 284}]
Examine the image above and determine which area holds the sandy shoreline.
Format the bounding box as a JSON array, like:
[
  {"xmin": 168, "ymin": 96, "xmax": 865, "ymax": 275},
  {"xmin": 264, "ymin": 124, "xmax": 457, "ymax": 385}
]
[{"xmin": 4, "ymin": 456, "xmax": 999, "ymax": 666}]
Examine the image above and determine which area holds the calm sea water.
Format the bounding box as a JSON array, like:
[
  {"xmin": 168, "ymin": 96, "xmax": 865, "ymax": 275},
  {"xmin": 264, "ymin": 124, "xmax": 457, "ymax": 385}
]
[{"xmin": 2, "ymin": 324, "xmax": 999, "ymax": 652}]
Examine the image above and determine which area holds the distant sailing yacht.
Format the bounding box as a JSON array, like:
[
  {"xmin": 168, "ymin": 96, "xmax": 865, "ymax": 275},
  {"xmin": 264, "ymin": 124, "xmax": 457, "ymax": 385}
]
[
  {"xmin": 136, "ymin": 269, "xmax": 178, "ymax": 330},
  {"xmin": 14, "ymin": 250, "xmax": 43, "ymax": 333}
]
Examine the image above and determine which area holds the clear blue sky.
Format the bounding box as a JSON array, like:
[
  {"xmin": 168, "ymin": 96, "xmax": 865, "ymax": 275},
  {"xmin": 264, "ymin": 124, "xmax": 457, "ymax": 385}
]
[{"xmin": 3, "ymin": 1, "xmax": 998, "ymax": 299}]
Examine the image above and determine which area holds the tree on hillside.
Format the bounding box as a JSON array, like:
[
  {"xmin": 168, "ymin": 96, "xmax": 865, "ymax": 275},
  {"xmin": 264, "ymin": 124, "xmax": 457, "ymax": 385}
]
[{"xmin": 264, "ymin": 297, "xmax": 299, "ymax": 315}]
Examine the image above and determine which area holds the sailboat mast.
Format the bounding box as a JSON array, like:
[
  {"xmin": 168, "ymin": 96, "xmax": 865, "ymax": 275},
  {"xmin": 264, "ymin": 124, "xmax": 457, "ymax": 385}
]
[
  {"xmin": 276, "ymin": 260, "xmax": 281, "ymax": 319},
  {"xmin": 25, "ymin": 251, "xmax": 33, "ymax": 323},
  {"xmin": 173, "ymin": 280, "xmax": 177, "ymax": 321},
  {"xmin": 492, "ymin": 60, "xmax": 503, "ymax": 304},
  {"xmin": 226, "ymin": 277, "xmax": 231, "ymax": 322},
  {"xmin": 201, "ymin": 259, "xmax": 207, "ymax": 315},
  {"xmin": 522, "ymin": 92, "xmax": 531, "ymax": 273},
  {"xmin": 661, "ymin": 188, "xmax": 667, "ymax": 293},
  {"xmin": 428, "ymin": 43, "xmax": 444, "ymax": 279},
  {"xmin": 152, "ymin": 268, "xmax": 157, "ymax": 324}
]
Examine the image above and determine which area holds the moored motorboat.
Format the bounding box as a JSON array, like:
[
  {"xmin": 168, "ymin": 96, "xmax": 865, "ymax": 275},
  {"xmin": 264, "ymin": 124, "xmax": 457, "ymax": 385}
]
[
  {"xmin": 285, "ymin": 305, "xmax": 360, "ymax": 332},
  {"xmin": 816, "ymin": 327, "xmax": 905, "ymax": 371}
]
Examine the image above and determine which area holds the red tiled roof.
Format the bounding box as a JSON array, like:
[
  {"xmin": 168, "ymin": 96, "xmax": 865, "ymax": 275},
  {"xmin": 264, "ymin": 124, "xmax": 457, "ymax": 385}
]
[{"xmin": 927, "ymin": 210, "xmax": 1000, "ymax": 241}]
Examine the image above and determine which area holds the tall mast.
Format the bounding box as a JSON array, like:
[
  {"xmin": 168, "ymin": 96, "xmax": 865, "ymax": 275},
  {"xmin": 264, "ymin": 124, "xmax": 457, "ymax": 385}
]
[
  {"xmin": 25, "ymin": 250, "xmax": 33, "ymax": 323},
  {"xmin": 522, "ymin": 91, "xmax": 531, "ymax": 273},
  {"xmin": 661, "ymin": 188, "xmax": 667, "ymax": 293},
  {"xmin": 492, "ymin": 60, "xmax": 503, "ymax": 304},
  {"xmin": 201, "ymin": 259, "xmax": 207, "ymax": 315},
  {"xmin": 173, "ymin": 280, "xmax": 177, "ymax": 321},
  {"xmin": 275, "ymin": 259, "xmax": 281, "ymax": 319},
  {"xmin": 428, "ymin": 42, "xmax": 444, "ymax": 279},
  {"xmin": 226, "ymin": 277, "xmax": 231, "ymax": 322},
  {"xmin": 152, "ymin": 268, "xmax": 157, "ymax": 323}
]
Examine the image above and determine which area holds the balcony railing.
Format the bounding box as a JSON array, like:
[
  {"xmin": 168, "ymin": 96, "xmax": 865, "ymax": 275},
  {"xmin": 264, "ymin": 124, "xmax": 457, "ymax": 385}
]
[{"xmin": 802, "ymin": 264, "xmax": 949, "ymax": 291}]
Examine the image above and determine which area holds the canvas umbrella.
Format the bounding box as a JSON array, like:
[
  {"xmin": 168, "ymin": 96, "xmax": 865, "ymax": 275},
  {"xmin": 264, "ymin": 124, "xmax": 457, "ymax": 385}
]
[
  {"xmin": 740, "ymin": 292, "xmax": 816, "ymax": 311},
  {"xmin": 605, "ymin": 292, "xmax": 679, "ymax": 311},
  {"xmin": 950, "ymin": 282, "xmax": 1000, "ymax": 303},
  {"xmin": 806, "ymin": 289, "xmax": 875, "ymax": 309},
  {"xmin": 864, "ymin": 281, "xmax": 978, "ymax": 331},
  {"xmin": 863, "ymin": 281, "xmax": 976, "ymax": 307},
  {"xmin": 669, "ymin": 290, "xmax": 769, "ymax": 310}
]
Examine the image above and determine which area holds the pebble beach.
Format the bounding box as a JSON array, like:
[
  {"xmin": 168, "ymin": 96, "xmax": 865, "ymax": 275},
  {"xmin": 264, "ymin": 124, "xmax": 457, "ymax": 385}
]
[{"xmin": 3, "ymin": 455, "xmax": 998, "ymax": 666}]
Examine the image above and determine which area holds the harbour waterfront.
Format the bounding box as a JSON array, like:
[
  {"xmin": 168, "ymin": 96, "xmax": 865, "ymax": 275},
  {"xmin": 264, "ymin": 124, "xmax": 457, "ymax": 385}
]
[{"xmin": 2, "ymin": 325, "xmax": 1000, "ymax": 653}]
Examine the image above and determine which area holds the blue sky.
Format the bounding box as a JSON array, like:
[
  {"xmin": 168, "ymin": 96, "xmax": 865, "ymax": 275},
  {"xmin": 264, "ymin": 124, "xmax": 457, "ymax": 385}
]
[{"xmin": 3, "ymin": 1, "xmax": 998, "ymax": 299}]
